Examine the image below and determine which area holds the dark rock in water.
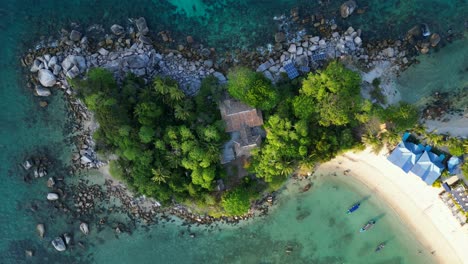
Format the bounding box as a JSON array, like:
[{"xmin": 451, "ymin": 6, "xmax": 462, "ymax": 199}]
[
  {"xmin": 39, "ymin": 101, "xmax": 48, "ymax": 107},
  {"xmin": 135, "ymin": 17, "xmax": 149, "ymax": 35},
  {"xmin": 340, "ymin": 0, "xmax": 357, "ymax": 18},
  {"xmin": 200, "ymin": 48, "xmax": 211, "ymax": 57},
  {"xmin": 430, "ymin": 33, "xmax": 440, "ymax": 47},
  {"xmin": 51, "ymin": 237, "xmax": 66, "ymax": 251},
  {"xmin": 37, "ymin": 70, "xmax": 56, "ymax": 87},
  {"xmin": 70, "ymin": 30, "xmax": 82, "ymax": 42},
  {"xmin": 110, "ymin": 24, "xmax": 125, "ymax": 35},
  {"xmin": 275, "ymin": 32, "xmax": 286, "ymax": 43},
  {"xmin": 407, "ymin": 25, "xmax": 422, "ymax": 39},
  {"xmin": 63, "ymin": 233, "xmax": 72, "ymax": 245},
  {"xmin": 139, "ymin": 35, "xmax": 152, "ymax": 45}
]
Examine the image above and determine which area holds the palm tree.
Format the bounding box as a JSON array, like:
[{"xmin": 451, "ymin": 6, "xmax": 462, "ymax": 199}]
[
  {"xmin": 426, "ymin": 133, "xmax": 443, "ymax": 147},
  {"xmin": 382, "ymin": 130, "xmax": 400, "ymax": 147},
  {"xmin": 361, "ymin": 133, "xmax": 384, "ymax": 154},
  {"xmin": 151, "ymin": 167, "xmax": 170, "ymax": 184},
  {"xmin": 463, "ymin": 139, "xmax": 468, "ymax": 154},
  {"xmin": 412, "ymin": 124, "xmax": 428, "ymax": 138}
]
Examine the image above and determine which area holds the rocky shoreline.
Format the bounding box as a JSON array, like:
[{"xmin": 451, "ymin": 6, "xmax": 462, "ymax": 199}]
[{"xmin": 19, "ymin": 8, "xmax": 461, "ymax": 253}]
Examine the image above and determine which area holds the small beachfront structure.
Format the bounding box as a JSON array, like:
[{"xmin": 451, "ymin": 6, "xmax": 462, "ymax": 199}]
[{"xmin": 388, "ymin": 132, "xmax": 446, "ymax": 185}]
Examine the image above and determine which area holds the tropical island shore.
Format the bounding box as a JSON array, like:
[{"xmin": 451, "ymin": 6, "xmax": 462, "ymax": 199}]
[{"xmin": 316, "ymin": 148, "xmax": 468, "ymax": 264}]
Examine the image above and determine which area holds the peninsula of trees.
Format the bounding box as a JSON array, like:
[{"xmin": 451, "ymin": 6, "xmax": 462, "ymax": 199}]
[{"xmin": 71, "ymin": 61, "xmax": 420, "ymax": 216}]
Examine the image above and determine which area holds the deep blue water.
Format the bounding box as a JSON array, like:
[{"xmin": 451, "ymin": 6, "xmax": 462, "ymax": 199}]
[{"xmin": 0, "ymin": 0, "xmax": 466, "ymax": 263}]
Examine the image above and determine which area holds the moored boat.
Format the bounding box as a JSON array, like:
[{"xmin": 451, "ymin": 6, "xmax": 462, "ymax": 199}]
[
  {"xmin": 346, "ymin": 202, "xmax": 360, "ymax": 214},
  {"xmin": 360, "ymin": 219, "xmax": 376, "ymax": 232},
  {"xmin": 375, "ymin": 242, "xmax": 386, "ymax": 252}
]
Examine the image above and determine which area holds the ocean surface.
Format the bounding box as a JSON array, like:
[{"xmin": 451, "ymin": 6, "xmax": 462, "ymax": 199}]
[{"xmin": 0, "ymin": 0, "xmax": 466, "ymax": 263}]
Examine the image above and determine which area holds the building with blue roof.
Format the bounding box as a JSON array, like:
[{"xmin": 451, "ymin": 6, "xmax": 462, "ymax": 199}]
[
  {"xmin": 410, "ymin": 147, "xmax": 445, "ymax": 185},
  {"xmin": 387, "ymin": 132, "xmax": 446, "ymax": 185},
  {"xmin": 447, "ymin": 156, "xmax": 462, "ymax": 175},
  {"xmin": 387, "ymin": 139, "xmax": 425, "ymax": 173}
]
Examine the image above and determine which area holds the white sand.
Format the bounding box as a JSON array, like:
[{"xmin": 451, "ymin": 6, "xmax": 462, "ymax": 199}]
[
  {"xmin": 316, "ymin": 148, "xmax": 468, "ymax": 264},
  {"xmin": 424, "ymin": 113, "xmax": 468, "ymax": 138}
]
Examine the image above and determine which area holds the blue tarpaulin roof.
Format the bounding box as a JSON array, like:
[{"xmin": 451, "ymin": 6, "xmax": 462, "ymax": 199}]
[{"xmin": 284, "ymin": 63, "xmax": 299, "ymax": 79}]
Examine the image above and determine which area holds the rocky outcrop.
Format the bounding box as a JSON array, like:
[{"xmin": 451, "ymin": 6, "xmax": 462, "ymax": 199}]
[
  {"xmin": 80, "ymin": 222, "xmax": 89, "ymax": 235},
  {"xmin": 61, "ymin": 55, "xmax": 86, "ymax": 79},
  {"xmin": 37, "ymin": 69, "xmax": 56, "ymax": 87},
  {"xmin": 340, "ymin": 0, "xmax": 357, "ymax": 18},
  {"xmin": 110, "ymin": 24, "xmax": 125, "ymax": 35},
  {"xmin": 51, "ymin": 237, "xmax": 66, "ymax": 251},
  {"xmin": 47, "ymin": 193, "xmax": 59, "ymax": 201},
  {"xmin": 34, "ymin": 85, "xmax": 51, "ymax": 97},
  {"xmin": 430, "ymin": 33, "xmax": 440, "ymax": 47},
  {"xmin": 135, "ymin": 17, "xmax": 149, "ymax": 35},
  {"xmin": 69, "ymin": 30, "xmax": 82, "ymax": 42}
]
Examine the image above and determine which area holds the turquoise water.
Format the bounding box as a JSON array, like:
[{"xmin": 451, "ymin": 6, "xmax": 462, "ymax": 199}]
[
  {"xmin": 0, "ymin": 0, "xmax": 465, "ymax": 263},
  {"xmin": 396, "ymin": 36, "xmax": 468, "ymax": 104}
]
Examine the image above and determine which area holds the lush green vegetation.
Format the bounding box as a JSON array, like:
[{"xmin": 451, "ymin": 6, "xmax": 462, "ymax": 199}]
[
  {"xmin": 72, "ymin": 70, "xmax": 227, "ymax": 203},
  {"xmin": 72, "ymin": 61, "xmax": 424, "ymax": 215},
  {"xmin": 462, "ymin": 164, "xmax": 468, "ymax": 181},
  {"xmin": 221, "ymin": 186, "xmax": 251, "ymax": 216},
  {"xmin": 227, "ymin": 67, "xmax": 279, "ymax": 110}
]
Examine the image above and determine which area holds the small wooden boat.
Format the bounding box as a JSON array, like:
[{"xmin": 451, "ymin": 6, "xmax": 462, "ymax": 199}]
[
  {"xmin": 375, "ymin": 242, "xmax": 385, "ymax": 252},
  {"xmin": 360, "ymin": 220, "xmax": 376, "ymax": 232},
  {"xmin": 301, "ymin": 183, "xmax": 312, "ymax": 192},
  {"xmin": 346, "ymin": 202, "xmax": 360, "ymax": 214}
]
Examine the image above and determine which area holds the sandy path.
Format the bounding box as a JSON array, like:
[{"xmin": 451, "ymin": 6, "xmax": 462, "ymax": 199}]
[{"xmin": 316, "ymin": 149, "xmax": 468, "ymax": 264}]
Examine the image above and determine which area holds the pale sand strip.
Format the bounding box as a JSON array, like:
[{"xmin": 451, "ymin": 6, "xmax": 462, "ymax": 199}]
[{"xmin": 316, "ymin": 148, "xmax": 468, "ymax": 264}]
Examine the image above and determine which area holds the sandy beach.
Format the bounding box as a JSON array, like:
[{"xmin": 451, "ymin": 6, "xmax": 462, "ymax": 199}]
[{"xmin": 316, "ymin": 148, "xmax": 468, "ymax": 264}]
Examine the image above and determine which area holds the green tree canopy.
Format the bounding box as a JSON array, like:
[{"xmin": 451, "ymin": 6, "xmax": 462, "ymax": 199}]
[
  {"xmin": 296, "ymin": 61, "xmax": 363, "ymax": 126},
  {"xmin": 227, "ymin": 67, "xmax": 279, "ymax": 110},
  {"xmin": 221, "ymin": 187, "xmax": 251, "ymax": 216}
]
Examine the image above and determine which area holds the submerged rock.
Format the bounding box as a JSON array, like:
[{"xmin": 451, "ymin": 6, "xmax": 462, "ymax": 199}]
[
  {"xmin": 51, "ymin": 237, "xmax": 66, "ymax": 251},
  {"xmin": 80, "ymin": 222, "xmax": 89, "ymax": 235},
  {"xmin": 340, "ymin": 0, "xmax": 357, "ymax": 18},
  {"xmin": 274, "ymin": 32, "xmax": 286, "ymax": 43},
  {"xmin": 34, "ymin": 85, "xmax": 51, "ymax": 97},
  {"xmin": 25, "ymin": 250, "xmax": 34, "ymax": 257},
  {"xmin": 36, "ymin": 223, "xmax": 45, "ymax": 238},
  {"xmin": 430, "ymin": 33, "xmax": 440, "ymax": 47},
  {"xmin": 37, "ymin": 69, "xmax": 56, "ymax": 87},
  {"xmin": 135, "ymin": 17, "xmax": 149, "ymax": 35},
  {"xmin": 110, "ymin": 24, "xmax": 125, "ymax": 35},
  {"xmin": 47, "ymin": 193, "xmax": 59, "ymax": 201},
  {"xmin": 63, "ymin": 233, "xmax": 72, "ymax": 245}
]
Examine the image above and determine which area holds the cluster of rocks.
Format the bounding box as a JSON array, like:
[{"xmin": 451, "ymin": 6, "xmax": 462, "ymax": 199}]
[
  {"xmin": 255, "ymin": 26, "xmax": 367, "ymax": 82},
  {"xmin": 405, "ymin": 24, "xmax": 441, "ymax": 54},
  {"xmin": 103, "ymin": 179, "xmax": 158, "ymax": 224},
  {"xmin": 72, "ymin": 182, "xmax": 103, "ymax": 215},
  {"xmin": 23, "ymin": 17, "xmax": 227, "ymax": 98},
  {"xmin": 422, "ymin": 92, "xmax": 451, "ymax": 120},
  {"xmin": 21, "ymin": 156, "xmax": 50, "ymax": 182}
]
